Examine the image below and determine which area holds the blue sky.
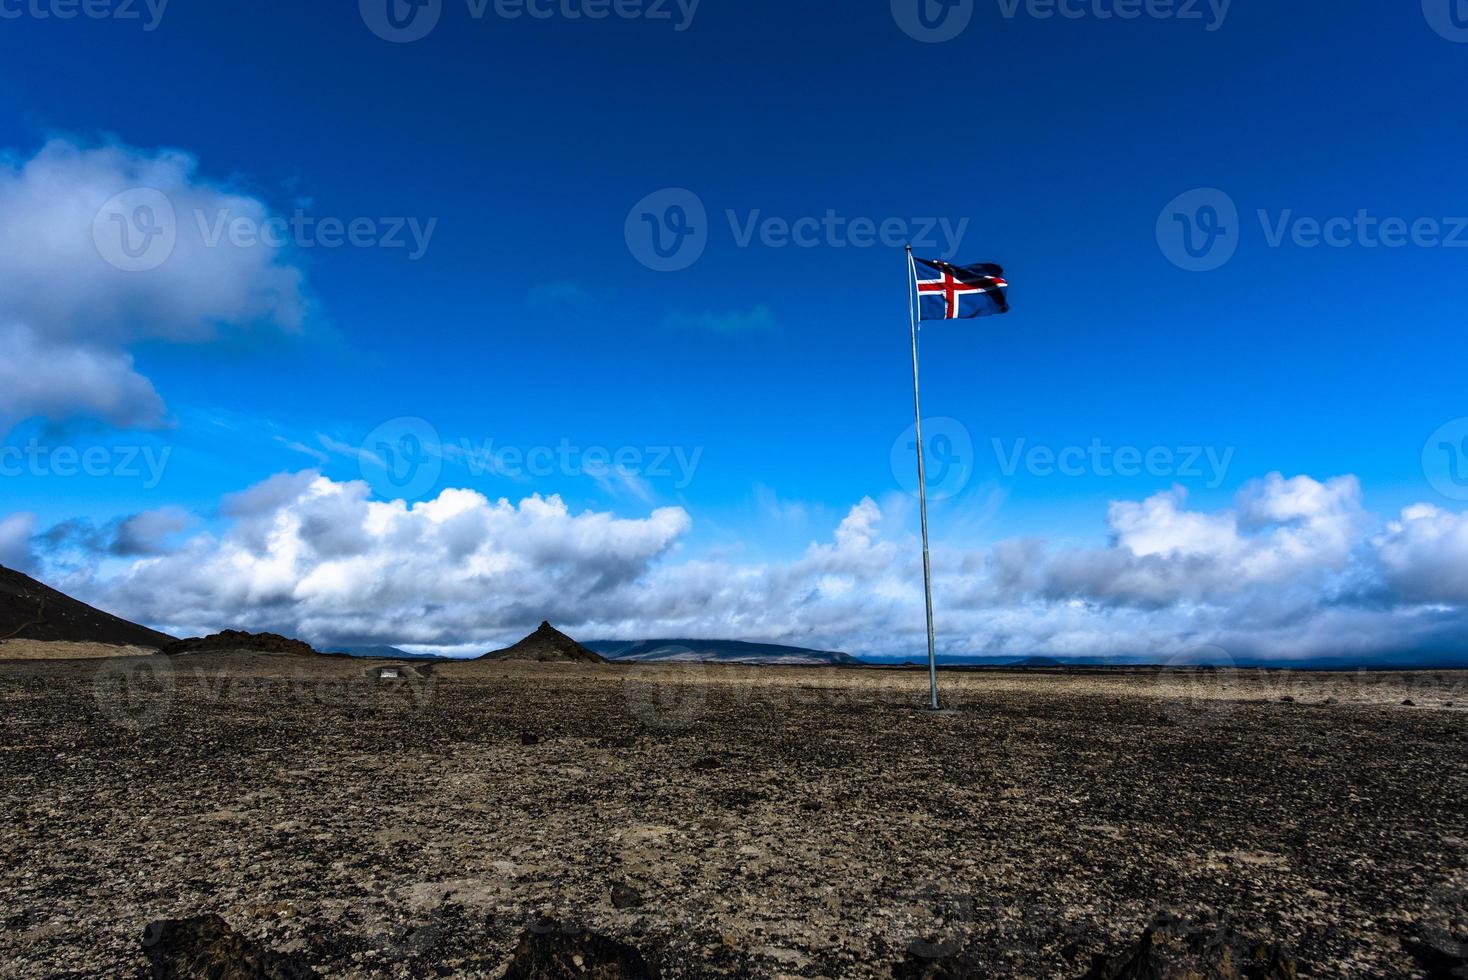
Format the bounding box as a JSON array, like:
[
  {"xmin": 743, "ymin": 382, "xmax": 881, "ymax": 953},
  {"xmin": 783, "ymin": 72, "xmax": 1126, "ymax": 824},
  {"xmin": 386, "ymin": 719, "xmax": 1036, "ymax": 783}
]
[{"xmin": 1, "ymin": 1, "xmax": 1466, "ymax": 660}]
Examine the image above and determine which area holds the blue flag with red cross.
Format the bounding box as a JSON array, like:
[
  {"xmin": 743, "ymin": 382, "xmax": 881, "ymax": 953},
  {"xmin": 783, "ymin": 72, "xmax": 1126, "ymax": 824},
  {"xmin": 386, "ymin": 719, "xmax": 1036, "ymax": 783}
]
[{"xmin": 913, "ymin": 257, "xmax": 1009, "ymax": 320}]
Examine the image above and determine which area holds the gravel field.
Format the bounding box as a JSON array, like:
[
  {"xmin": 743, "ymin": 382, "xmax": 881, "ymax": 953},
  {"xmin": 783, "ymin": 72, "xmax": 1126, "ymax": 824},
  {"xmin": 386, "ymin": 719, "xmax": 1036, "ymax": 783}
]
[{"xmin": 2, "ymin": 653, "xmax": 1465, "ymax": 978}]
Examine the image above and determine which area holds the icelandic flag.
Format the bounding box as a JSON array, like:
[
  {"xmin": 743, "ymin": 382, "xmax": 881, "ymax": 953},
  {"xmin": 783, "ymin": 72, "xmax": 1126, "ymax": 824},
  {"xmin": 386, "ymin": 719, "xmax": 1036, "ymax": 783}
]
[{"xmin": 913, "ymin": 257, "xmax": 1009, "ymax": 321}]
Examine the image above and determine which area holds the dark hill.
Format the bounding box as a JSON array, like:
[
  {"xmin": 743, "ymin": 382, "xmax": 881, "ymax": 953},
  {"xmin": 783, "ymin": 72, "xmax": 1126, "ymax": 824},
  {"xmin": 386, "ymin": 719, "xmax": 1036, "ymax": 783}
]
[
  {"xmin": 164, "ymin": 631, "xmax": 319, "ymax": 657},
  {"xmin": 587, "ymin": 638, "xmax": 861, "ymax": 667},
  {"xmin": 329, "ymin": 645, "xmax": 440, "ymax": 661},
  {"xmin": 0, "ymin": 565, "xmax": 175, "ymax": 649},
  {"xmin": 479, "ymin": 623, "xmax": 606, "ymax": 664}
]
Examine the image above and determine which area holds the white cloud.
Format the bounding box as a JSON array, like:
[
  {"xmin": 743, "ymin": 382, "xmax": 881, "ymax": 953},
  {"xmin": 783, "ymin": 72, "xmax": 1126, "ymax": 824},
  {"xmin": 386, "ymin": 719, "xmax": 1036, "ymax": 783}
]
[
  {"xmin": 0, "ymin": 512, "xmax": 37, "ymax": 570},
  {"xmin": 0, "ymin": 323, "xmax": 164, "ymax": 430},
  {"xmin": 79, "ymin": 474, "xmax": 692, "ymax": 647},
  {"xmin": 0, "ymin": 138, "xmax": 306, "ymax": 433},
  {"xmin": 9, "ymin": 471, "xmax": 1468, "ymax": 662},
  {"xmin": 1373, "ymin": 504, "xmax": 1468, "ymax": 604}
]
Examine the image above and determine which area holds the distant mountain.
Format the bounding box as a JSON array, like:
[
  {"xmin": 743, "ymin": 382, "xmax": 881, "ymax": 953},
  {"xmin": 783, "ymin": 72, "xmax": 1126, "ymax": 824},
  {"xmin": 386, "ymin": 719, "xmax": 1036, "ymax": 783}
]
[
  {"xmin": 478, "ymin": 622, "xmax": 606, "ymax": 664},
  {"xmin": 329, "ymin": 645, "xmax": 441, "ymax": 661},
  {"xmin": 0, "ymin": 565, "xmax": 175, "ymax": 650},
  {"xmin": 587, "ymin": 639, "xmax": 861, "ymax": 667},
  {"xmin": 1009, "ymin": 656, "xmax": 1067, "ymax": 668}
]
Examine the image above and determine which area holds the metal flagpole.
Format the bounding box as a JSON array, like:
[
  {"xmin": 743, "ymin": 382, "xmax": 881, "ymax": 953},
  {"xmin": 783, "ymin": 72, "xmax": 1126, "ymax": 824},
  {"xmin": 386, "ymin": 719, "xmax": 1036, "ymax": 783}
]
[{"xmin": 906, "ymin": 244, "xmax": 940, "ymax": 711}]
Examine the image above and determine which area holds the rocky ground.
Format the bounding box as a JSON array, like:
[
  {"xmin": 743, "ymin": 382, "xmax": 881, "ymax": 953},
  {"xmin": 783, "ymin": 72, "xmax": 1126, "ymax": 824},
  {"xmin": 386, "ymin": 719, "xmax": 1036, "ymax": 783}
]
[{"xmin": 1, "ymin": 654, "xmax": 1465, "ymax": 978}]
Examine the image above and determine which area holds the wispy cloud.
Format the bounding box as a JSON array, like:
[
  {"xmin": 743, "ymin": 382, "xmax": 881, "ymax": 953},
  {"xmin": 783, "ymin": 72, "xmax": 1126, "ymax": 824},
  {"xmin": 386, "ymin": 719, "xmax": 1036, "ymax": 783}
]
[
  {"xmin": 525, "ymin": 280, "xmax": 595, "ymax": 314},
  {"xmin": 661, "ymin": 304, "xmax": 776, "ymax": 334}
]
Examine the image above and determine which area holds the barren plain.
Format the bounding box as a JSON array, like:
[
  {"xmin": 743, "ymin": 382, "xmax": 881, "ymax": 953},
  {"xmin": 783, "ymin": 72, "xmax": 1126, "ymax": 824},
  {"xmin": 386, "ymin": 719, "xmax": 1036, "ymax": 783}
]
[{"xmin": 2, "ymin": 653, "xmax": 1465, "ymax": 978}]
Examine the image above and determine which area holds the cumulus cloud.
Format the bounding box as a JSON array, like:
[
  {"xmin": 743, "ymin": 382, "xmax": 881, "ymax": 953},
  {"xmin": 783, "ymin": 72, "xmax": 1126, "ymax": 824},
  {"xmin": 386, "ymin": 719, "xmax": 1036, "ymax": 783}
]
[
  {"xmin": 0, "ymin": 138, "xmax": 307, "ymax": 433},
  {"xmin": 8, "ymin": 471, "xmax": 1468, "ymax": 662},
  {"xmin": 1373, "ymin": 504, "xmax": 1468, "ymax": 605},
  {"xmin": 76, "ymin": 474, "xmax": 692, "ymax": 647}
]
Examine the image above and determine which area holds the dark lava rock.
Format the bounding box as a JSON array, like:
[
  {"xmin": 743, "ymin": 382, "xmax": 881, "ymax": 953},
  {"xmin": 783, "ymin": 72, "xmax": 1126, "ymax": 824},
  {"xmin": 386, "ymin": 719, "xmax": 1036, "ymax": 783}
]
[
  {"xmin": 611, "ymin": 883, "xmax": 644, "ymax": 910},
  {"xmin": 1403, "ymin": 699, "xmax": 1417, "ymax": 707},
  {"xmin": 891, "ymin": 946, "xmax": 980, "ymax": 978},
  {"xmin": 141, "ymin": 914, "xmax": 318, "ymax": 979},
  {"xmin": 503, "ymin": 922, "xmax": 657, "ymax": 978},
  {"xmin": 479, "ymin": 622, "xmax": 607, "ymax": 664},
  {"xmin": 1401, "ymin": 936, "xmax": 1468, "ymax": 979},
  {"xmin": 690, "ymin": 755, "xmax": 723, "ymax": 771},
  {"xmin": 1325, "ymin": 698, "xmax": 1340, "ymax": 705},
  {"xmin": 520, "ymin": 731, "xmax": 541, "ymax": 746},
  {"xmin": 164, "ymin": 630, "xmax": 318, "ymax": 657},
  {"xmin": 1279, "ymin": 696, "xmax": 1295, "ymax": 704},
  {"xmin": 1083, "ymin": 916, "xmax": 1297, "ymax": 979},
  {"xmin": 598, "ymin": 735, "xmax": 637, "ymax": 749}
]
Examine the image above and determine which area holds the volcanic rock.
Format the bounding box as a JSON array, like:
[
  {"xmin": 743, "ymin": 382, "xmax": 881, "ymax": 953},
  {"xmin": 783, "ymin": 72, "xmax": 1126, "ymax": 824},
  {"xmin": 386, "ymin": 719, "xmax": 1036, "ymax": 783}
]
[
  {"xmin": 1401, "ymin": 936, "xmax": 1468, "ymax": 979},
  {"xmin": 1082, "ymin": 915, "xmax": 1297, "ymax": 979},
  {"xmin": 141, "ymin": 914, "xmax": 317, "ymax": 979},
  {"xmin": 891, "ymin": 947, "xmax": 980, "ymax": 978},
  {"xmin": 163, "ymin": 630, "xmax": 318, "ymax": 657},
  {"xmin": 502, "ymin": 922, "xmax": 657, "ymax": 978},
  {"xmin": 0, "ymin": 565, "xmax": 174, "ymax": 649},
  {"xmin": 611, "ymin": 883, "xmax": 644, "ymax": 910},
  {"xmin": 479, "ymin": 623, "xmax": 607, "ymax": 664}
]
